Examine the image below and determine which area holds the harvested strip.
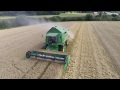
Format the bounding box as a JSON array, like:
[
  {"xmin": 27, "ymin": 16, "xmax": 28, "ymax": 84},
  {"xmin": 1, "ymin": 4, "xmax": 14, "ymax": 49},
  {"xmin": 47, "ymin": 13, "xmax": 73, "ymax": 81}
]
[
  {"xmin": 0, "ymin": 22, "xmax": 73, "ymax": 79},
  {"xmin": 41, "ymin": 63, "xmax": 63, "ymax": 79},
  {"xmin": 18, "ymin": 22, "xmax": 74, "ymax": 79},
  {"xmin": 40, "ymin": 23, "xmax": 81, "ymax": 79},
  {"xmin": 22, "ymin": 61, "xmax": 49, "ymax": 79}
]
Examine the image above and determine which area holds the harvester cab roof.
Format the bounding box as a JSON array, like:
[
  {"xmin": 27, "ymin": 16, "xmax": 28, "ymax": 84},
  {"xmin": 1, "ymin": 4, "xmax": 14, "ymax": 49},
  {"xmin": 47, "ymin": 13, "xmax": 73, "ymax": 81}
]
[
  {"xmin": 47, "ymin": 33, "xmax": 58, "ymax": 36},
  {"xmin": 47, "ymin": 26, "xmax": 67, "ymax": 34}
]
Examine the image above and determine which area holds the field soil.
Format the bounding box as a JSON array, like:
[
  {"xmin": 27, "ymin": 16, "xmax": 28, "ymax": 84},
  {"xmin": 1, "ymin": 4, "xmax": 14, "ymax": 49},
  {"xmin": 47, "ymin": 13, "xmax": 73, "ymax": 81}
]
[{"xmin": 0, "ymin": 21, "xmax": 120, "ymax": 79}]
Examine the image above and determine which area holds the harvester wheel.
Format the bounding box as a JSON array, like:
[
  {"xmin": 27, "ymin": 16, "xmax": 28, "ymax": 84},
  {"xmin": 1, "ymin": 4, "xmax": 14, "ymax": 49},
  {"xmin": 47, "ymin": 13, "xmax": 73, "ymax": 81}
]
[
  {"xmin": 65, "ymin": 41, "xmax": 68, "ymax": 46},
  {"xmin": 63, "ymin": 48, "xmax": 64, "ymax": 52},
  {"xmin": 26, "ymin": 51, "xmax": 31, "ymax": 58},
  {"xmin": 59, "ymin": 45, "xmax": 64, "ymax": 51},
  {"xmin": 42, "ymin": 45, "xmax": 48, "ymax": 49}
]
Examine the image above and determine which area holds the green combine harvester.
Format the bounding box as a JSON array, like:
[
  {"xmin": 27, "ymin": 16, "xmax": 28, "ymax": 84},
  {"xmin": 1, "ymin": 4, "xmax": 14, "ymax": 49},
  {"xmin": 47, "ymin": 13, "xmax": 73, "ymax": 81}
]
[{"xmin": 26, "ymin": 26, "xmax": 70, "ymax": 70}]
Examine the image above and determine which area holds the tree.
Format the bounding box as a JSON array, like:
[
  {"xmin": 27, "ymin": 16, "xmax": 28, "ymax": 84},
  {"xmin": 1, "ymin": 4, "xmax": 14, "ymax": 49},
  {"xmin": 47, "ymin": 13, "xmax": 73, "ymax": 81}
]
[{"xmin": 85, "ymin": 14, "xmax": 94, "ymax": 21}]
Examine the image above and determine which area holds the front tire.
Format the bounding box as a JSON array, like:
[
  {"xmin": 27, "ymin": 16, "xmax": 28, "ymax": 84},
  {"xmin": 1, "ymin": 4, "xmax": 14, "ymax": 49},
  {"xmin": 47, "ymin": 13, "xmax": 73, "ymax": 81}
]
[
  {"xmin": 26, "ymin": 51, "xmax": 31, "ymax": 58},
  {"xmin": 42, "ymin": 44, "xmax": 48, "ymax": 49},
  {"xmin": 58, "ymin": 45, "xmax": 64, "ymax": 52},
  {"xmin": 65, "ymin": 40, "xmax": 68, "ymax": 46}
]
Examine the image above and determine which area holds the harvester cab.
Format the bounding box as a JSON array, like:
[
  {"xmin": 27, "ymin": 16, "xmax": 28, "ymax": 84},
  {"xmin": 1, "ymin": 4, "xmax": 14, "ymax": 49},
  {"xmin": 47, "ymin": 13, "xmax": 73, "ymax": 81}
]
[
  {"xmin": 25, "ymin": 26, "xmax": 70, "ymax": 70},
  {"xmin": 45, "ymin": 26, "xmax": 68, "ymax": 52}
]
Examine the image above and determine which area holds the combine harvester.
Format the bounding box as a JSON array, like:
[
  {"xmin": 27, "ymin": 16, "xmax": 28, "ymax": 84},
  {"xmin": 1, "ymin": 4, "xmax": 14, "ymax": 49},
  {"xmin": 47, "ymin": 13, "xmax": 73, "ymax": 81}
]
[{"xmin": 25, "ymin": 26, "xmax": 70, "ymax": 70}]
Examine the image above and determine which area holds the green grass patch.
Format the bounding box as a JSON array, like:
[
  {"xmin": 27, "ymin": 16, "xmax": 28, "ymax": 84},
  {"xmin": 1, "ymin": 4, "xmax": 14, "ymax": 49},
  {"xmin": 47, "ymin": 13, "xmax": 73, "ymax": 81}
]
[{"xmin": 0, "ymin": 16, "xmax": 16, "ymax": 20}]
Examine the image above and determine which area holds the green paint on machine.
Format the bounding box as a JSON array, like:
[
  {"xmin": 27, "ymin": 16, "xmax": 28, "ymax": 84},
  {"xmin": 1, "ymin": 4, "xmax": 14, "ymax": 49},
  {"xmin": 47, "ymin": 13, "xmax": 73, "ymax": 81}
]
[{"xmin": 26, "ymin": 26, "xmax": 70, "ymax": 71}]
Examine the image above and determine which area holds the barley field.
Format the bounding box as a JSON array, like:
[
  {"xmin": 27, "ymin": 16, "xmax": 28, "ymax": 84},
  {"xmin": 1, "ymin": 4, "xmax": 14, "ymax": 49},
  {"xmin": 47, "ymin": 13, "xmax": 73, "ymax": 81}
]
[{"xmin": 0, "ymin": 21, "xmax": 120, "ymax": 79}]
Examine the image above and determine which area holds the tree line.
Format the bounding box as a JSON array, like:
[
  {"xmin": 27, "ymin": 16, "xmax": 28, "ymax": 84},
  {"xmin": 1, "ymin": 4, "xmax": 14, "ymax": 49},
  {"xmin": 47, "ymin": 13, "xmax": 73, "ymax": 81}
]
[
  {"xmin": 1, "ymin": 14, "xmax": 120, "ymax": 30},
  {"xmin": 0, "ymin": 11, "xmax": 83, "ymax": 16},
  {"xmin": 0, "ymin": 11, "xmax": 97, "ymax": 16}
]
